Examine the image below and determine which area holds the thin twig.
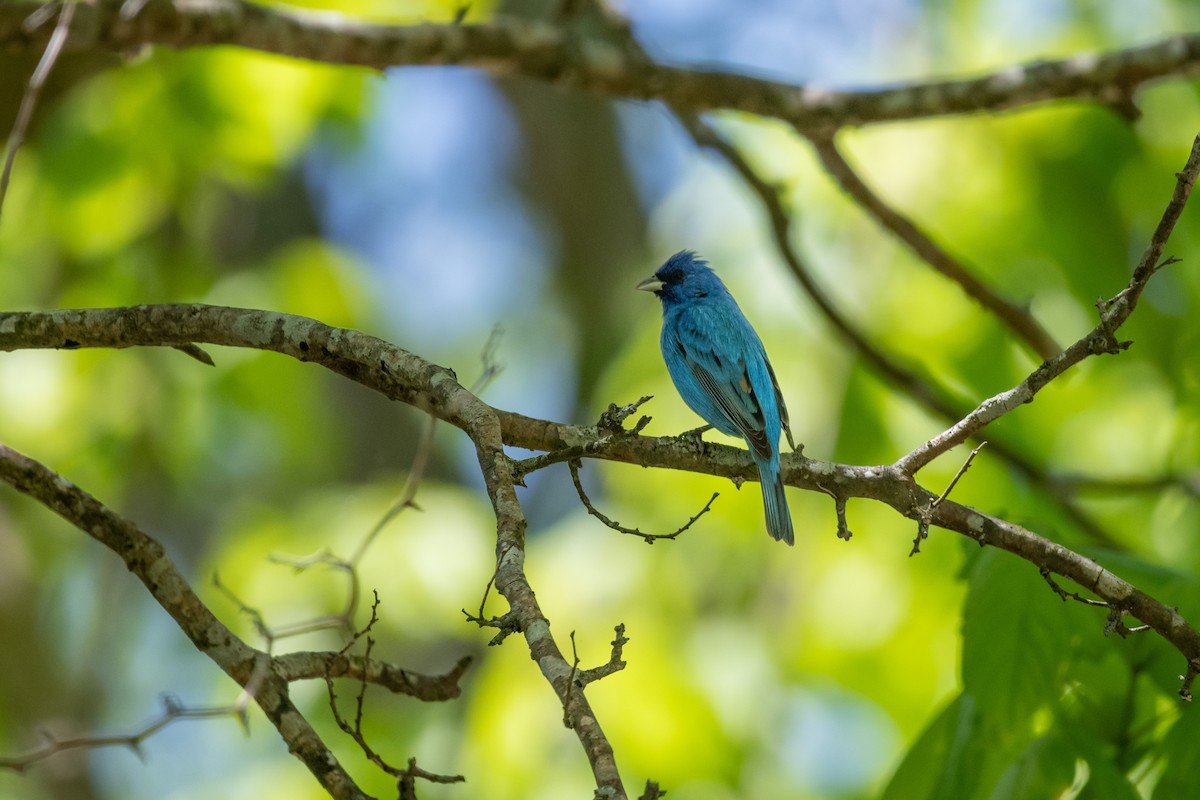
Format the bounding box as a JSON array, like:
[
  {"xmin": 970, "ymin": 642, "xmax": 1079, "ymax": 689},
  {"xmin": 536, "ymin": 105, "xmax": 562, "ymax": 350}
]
[
  {"xmin": 577, "ymin": 624, "xmax": 629, "ymax": 686},
  {"xmin": 511, "ymin": 440, "xmax": 611, "ymax": 484},
  {"xmin": 564, "ymin": 631, "xmax": 580, "ymax": 728},
  {"xmin": 0, "ymin": 0, "xmax": 74, "ymax": 224},
  {"xmin": 462, "ymin": 543, "xmax": 521, "ymax": 645},
  {"xmin": 568, "ymin": 458, "xmax": 717, "ymax": 543},
  {"xmin": 563, "ymin": 625, "xmax": 629, "ymax": 726},
  {"xmin": 912, "ymin": 442, "xmax": 988, "ymax": 555},
  {"xmin": 171, "ymin": 343, "xmax": 216, "ymax": 365},
  {"xmin": 511, "ymin": 396, "xmax": 654, "ymax": 483},
  {"xmin": 325, "ymin": 594, "xmax": 466, "ymax": 792},
  {"xmin": 638, "ymin": 782, "xmax": 668, "ymax": 800},
  {"xmin": 1041, "ymin": 569, "xmax": 1152, "ymax": 638},
  {"xmin": 0, "ymin": 695, "xmax": 248, "ymax": 773},
  {"xmin": 597, "ymin": 395, "xmax": 654, "ymax": 435}
]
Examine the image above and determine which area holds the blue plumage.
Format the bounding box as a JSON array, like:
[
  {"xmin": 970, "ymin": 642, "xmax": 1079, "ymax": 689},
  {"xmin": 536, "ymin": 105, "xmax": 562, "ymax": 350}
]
[{"xmin": 637, "ymin": 251, "xmax": 796, "ymax": 545}]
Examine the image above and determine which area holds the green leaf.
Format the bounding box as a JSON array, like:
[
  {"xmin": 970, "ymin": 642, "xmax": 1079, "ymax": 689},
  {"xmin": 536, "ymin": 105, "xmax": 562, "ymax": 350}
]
[
  {"xmin": 986, "ymin": 732, "xmax": 1077, "ymax": 800},
  {"xmin": 1152, "ymin": 702, "xmax": 1200, "ymax": 800},
  {"xmin": 882, "ymin": 693, "xmax": 1001, "ymax": 800},
  {"xmin": 961, "ymin": 549, "xmax": 1076, "ymax": 740}
]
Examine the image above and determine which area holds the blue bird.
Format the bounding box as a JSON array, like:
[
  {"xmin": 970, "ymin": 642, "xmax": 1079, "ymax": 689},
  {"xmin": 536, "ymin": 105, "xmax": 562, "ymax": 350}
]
[{"xmin": 637, "ymin": 251, "xmax": 796, "ymax": 545}]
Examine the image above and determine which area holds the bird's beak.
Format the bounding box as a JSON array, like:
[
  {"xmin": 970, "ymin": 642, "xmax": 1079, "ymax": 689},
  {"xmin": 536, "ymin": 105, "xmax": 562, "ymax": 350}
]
[{"xmin": 636, "ymin": 275, "xmax": 664, "ymax": 293}]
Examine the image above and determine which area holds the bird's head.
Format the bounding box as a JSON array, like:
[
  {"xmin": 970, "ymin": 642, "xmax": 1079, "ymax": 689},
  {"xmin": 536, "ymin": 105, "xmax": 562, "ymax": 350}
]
[{"xmin": 636, "ymin": 251, "xmax": 725, "ymax": 305}]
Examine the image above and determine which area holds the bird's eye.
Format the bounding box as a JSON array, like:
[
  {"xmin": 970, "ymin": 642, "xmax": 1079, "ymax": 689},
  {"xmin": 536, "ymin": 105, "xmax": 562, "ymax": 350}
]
[{"xmin": 666, "ymin": 268, "xmax": 684, "ymax": 283}]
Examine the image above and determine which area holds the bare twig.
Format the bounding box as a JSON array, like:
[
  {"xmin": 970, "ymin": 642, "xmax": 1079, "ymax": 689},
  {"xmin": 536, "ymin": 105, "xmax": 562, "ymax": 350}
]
[
  {"xmin": 0, "ymin": 441, "xmax": 372, "ymax": 799},
  {"xmin": 1181, "ymin": 662, "xmax": 1200, "ymax": 702},
  {"xmin": 276, "ymin": 650, "xmax": 471, "ymax": 702},
  {"xmin": 398, "ymin": 758, "xmax": 467, "ymax": 800},
  {"xmin": 511, "ymin": 396, "xmax": 654, "ymax": 482},
  {"xmin": 0, "ymin": 694, "xmax": 247, "ymax": 773},
  {"xmin": 568, "ymin": 458, "xmax": 717, "ymax": 543},
  {"xmin": 638, "ymin": 782, "xmax": 668, "ymax": 800},
  {"xmin": 912, "ymin": 442, "xmax": 987, "ymax": 555},
  {"xmin": 353, "ymin": 323, "xmax": 502, "ymax": 561},
  {"xmin": 895, "ymin": 133, "xmax": 1200, "ymax": 475},
  {"xmin": 810, "ymin": 133, "xmax": 1060, "ymax": 360},
  {"xmin": 171, "ymin": 343, "xmax": 216, "ymax": 365},
  {"xmin": 324, "ymin": 595, "xmax": 466, "ymax": 793},
  {"xmin": 462, "ymin": 543, "xmax": 521, "ymax": 645},
  {"xmin": 597, "ymin": 395, "xmax": 654, "ymax": 435},
  {"xmin": 577, "ymin": 624, "xmax": 629, "ymax": 686},
  {"xmin": 216, "ymin": 559, "xmax": 359, "ymax": 649},
  {"xmin": 564, "ymin": 625, "xmax": 629, "ymax": 728},
  {"xmin": 511, "ymin": 439, "xmax": 612, "ymax": 483},
  {"xmin": 1041, "ymin": 568, "xmax": 1152, "ymax": 640},
  {"xmin": 0, "ymin": 0, "xmax": 74, "ymax": 223}
]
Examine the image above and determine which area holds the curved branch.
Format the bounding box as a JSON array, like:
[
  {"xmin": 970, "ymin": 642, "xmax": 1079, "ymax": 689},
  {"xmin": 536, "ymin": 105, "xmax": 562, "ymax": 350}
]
[
  {"xmin": 0, "ymin": 442, "xmax": 372, "ymax": 799},
  {"xmin": 683, "ymin": 114, "xmax": 1120, "ymax": 547},
  {"xmin": 895, "ymin": 131, "xmax": 1200, "ymax": 474},
  {"xmin": 496, "ymin": 411, "xmax": 1200, "ymax": 686},
  {"xmin": 0, "ymin": 0, "xmax": 73, "ymax": 223},
  {"xmin": 3, "ymin": 305, "xmax": 1198, "ymax": 695},
  {"xmin": 810, "ymin": 132, "xmax": 1061, "ymax": 360},
  {"xmin": 275, "ymin": 652, "xmax": 471, "ymax": 702},
  {"xmin": 0, "ymin": 695, "xmax": 246, "ymax": 774},
  {"xmin": 2, "ymin": 0, "xmax": 1200, "ymax": 134},
  {"xmin": 0, "ymin": 304, "xmax": 629, "ymax": 795}
]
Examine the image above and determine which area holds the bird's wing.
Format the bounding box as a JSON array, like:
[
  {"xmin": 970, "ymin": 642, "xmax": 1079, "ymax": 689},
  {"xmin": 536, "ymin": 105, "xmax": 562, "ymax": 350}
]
[
  {"xmin": 765, "ymin": 357, "xmax": 795, "ymax": 451},
  {"xmin": 677, "ymin": 325, "xmax": 774, "ymax": 461}
]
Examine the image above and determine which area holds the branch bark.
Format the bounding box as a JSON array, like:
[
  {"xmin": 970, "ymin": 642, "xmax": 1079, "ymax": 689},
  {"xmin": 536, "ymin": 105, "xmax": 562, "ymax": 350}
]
[
  {"xmin": 3, "ymin": 303, "xmax": 1198, "ymax": 701},
  {"xmin": 0, "ymin": 442, "xmax": 372, "ymax": 799},
  {"xmin": 0, "ymin": 305, "xmax": 630, "ymax": 798},
  {"xmin": 810, "ymin": 131, "xmax": 1061, "ymax": 360},
  {"xmin": 2, "ymin": 0, "xmax": 1200, "ymax": 134},
  {"xmin": 895, "ymin": 130, "xmax": 1200, "ymax": 475},
  {"xmin": 684, "ymin": 114, "xmax": 1121, "ymax": 548}
]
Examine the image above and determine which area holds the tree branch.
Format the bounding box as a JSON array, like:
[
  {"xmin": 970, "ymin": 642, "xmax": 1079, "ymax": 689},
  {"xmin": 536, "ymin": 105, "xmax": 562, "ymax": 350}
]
[
  {"xmin": 497, "ymin": 414, "xmax": 1200, "ymax": 691},
  {"xmin": 0, "ymin": 694, "xmax": 247, "ymax": 774},
  {"xmin": 4, "ymin": 305, "xmax": 1199, "ymax": 697},
  {"xmin": 895, "ymin": 131, "xmax": 1200, "ymax": 475},
  {"xmin": 2, "ymin": 0, "xmax": 1200, "ymax": 135},
  {"xmin": 275, "ymin": 652, "xmax": 472, "ymax": 703},
  {"xmin": 0, "ymin": 0, "xmax": 73, "ymax": 223},
  {"xmin": 684, "ymin": 114, "xmax": 1121, "ymax": 548},
  {"xmin": 810, "ymin": 132, "xmax": 1061, "ymax": 360},
  {"xmin": 0, "ymin": 305, "xmax": 631, "ymax": 796},
  {"xmin": 0, "ymin": 441, "xmax": 372, "ymax": 799}
]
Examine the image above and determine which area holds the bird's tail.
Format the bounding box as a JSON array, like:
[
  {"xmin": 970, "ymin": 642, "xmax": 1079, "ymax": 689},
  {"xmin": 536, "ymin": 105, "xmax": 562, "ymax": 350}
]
[{"xmin": 758, "ymin": 460, "xmax": 794, "ymax": 546}]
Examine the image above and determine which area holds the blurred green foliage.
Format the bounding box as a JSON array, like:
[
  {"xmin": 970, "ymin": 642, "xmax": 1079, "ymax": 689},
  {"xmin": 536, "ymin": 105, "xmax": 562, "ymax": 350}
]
[{"xmin": 3, "ymin": 1, "xmax": 1200, "ymax": 799}]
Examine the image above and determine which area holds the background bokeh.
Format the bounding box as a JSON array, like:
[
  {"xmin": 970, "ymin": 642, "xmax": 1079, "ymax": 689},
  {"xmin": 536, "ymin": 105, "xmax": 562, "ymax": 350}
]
[{"xmin": 3, "ymin": 0, "xmax": 1200, "ymax": 798}]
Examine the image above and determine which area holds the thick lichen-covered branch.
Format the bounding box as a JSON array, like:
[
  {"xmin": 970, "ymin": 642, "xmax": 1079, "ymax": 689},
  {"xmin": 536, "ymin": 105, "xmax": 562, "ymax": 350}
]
[
  {"xmin": 4, "ymin": 303, "xmax": 1199, "ymax": 699},
  {"xmin": 0, "ymin": 304, "xmax": 630, "ymax": 796},
  {"xmin": 2, "ymin": 0, "xmax": 1200, "ymax": 135}
]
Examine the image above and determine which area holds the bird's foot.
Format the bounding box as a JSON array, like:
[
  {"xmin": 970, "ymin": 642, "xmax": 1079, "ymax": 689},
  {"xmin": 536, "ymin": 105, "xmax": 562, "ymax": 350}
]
[{"xmin": 677, "ymin": 424, "xmax": 713, "ymax": 451}]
